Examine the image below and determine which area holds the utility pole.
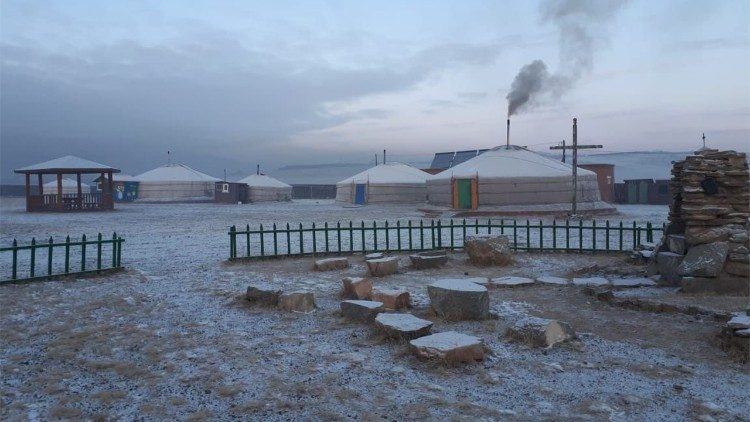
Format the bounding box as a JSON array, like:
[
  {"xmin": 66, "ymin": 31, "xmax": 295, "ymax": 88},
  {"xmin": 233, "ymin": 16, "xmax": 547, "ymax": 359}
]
[{"xmin": 549, "ymin": 118, "xmax": 603, "ymax": 216}]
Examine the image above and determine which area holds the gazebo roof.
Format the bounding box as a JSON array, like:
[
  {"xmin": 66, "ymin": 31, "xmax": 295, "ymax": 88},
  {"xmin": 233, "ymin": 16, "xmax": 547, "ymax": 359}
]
[{"xmin": 15, "ymin": 155, "xmax": 120, "ymax": 174}]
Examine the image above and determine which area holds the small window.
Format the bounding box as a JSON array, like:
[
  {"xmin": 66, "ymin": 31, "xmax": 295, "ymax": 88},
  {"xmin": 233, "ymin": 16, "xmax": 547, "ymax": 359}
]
[{"xmin": 221, "ymin": 183, "xmax": 229, "ymax": 193}]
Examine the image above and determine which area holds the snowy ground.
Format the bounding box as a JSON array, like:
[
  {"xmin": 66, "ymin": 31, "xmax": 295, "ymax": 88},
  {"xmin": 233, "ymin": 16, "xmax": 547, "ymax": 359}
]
[{"xmin": 1, "ymin": 198, "xmax": 748, "ymax": 421}]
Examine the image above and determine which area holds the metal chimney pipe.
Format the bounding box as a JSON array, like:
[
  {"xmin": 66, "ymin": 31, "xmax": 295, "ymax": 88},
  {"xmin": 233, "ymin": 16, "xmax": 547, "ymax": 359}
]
[
  {"xmin": 506, "ymin": 119, "xmax": 510, "ymax": 148},
  {"xmin": 383, "ymin": 149, "xmax": 386, "ymax": 164},
  {"xmin": 256, "ymin": 164, "xmax": 260, "ymax": 175}
]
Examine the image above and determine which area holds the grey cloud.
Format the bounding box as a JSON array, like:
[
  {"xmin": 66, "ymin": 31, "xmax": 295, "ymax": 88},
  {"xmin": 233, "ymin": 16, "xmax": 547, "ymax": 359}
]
[{"xmin": 1, "ymin": 30, "xmax": 502, "ymax": 182}]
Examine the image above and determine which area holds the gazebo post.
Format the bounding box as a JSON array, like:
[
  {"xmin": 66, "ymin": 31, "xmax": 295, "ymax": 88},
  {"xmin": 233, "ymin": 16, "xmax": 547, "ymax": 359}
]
[
  {"xmin": 107, "ymin": 171, "xmax": 114, "ymax": 209},
  {"xmin": 25, "ymin": 174, "xmax": 31, "ymax": 212},
  {"xmin": 57, "ymin": 173, "xmax": 63, "ymax": 210},
  {"xmin": 77, "ymin": 172, "xmax": 83, "ymax": 210}
]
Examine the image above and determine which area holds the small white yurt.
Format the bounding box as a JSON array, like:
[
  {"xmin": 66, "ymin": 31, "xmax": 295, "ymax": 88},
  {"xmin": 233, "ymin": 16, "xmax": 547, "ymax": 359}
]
[
  {"xmin": 42, "ymin": 178, "xmax": 90, "ymax": 194},
  {"xmin": 336, "ymin": 162, "xmax": 429, "ymax": 204},
  {"xmin": 135, "ymin": 163, "xmax": 219, "ymax": 202},
  {"xmin": 427, "ymin": 145, "xmax": 601, "ymax": 209},
  {"xmin": 237, "ymin": 174, "xmax": 293, "ymax": 202}
]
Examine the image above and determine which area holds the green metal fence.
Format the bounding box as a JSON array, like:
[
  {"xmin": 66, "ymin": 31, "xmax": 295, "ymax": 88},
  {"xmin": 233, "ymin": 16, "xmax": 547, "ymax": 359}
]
[
  {"xmin": 228, "ymin": 219, "xmax": 662, "ymax": 260},
  {"xmin": 1, "ymin": 233, "xmax": 124, "ymax": 283}
]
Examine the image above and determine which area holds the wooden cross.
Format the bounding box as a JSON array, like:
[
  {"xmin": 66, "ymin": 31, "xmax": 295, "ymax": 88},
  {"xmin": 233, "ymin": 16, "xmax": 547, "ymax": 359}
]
[{"xmin": 549, "ymin": 118, "xmax": 603, "ymax": 215}]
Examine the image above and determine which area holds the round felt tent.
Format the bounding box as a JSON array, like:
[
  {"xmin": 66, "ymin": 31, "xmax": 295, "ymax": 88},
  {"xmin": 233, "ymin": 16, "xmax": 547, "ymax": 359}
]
[
  {"xmin": 335, "ymin": 162, "xmax": 429, "ymax": 204},
  {"xmin": 237, "ymin": 174, "xmax": 292, "ymax": 202},
  {"xmin": 427, "ymin": 145, "xmax": 602, "ymax": 209},
  {"xmin": 135, "ymin": 164, "xmax": 219, "ymax": 202}
]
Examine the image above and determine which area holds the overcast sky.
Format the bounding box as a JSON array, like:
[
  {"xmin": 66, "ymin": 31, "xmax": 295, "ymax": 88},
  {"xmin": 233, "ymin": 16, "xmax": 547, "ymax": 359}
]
[{"xmin": 1, "ymin": 0, "xmax": 749, "ymax": 182}]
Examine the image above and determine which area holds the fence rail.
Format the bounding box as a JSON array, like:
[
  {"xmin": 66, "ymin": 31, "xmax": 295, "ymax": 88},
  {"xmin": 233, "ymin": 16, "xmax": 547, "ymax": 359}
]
[
  {"xmin": 228, "ymin": 219, "xmax": 662, "ymax": 260},
  {"xmin": 1, "ymin": 233, "xmax": 124, "ymax": 283}
]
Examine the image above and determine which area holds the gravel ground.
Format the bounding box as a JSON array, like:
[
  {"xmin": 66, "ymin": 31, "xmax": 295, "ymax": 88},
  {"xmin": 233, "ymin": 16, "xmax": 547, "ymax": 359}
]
[{"xmin": 1, "ymin": 198, "xmax": 748, "ymax": 421}]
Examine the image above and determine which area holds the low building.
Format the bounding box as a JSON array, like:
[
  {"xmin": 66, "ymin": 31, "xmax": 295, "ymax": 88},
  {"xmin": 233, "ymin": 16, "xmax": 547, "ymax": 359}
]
[
  {"xmin": 93, "ymin": 174, "xmax": 139, "ymax": 202},
  {"xmin": 578, "ymin": 164, "xmax": 615, "ymax": 203},
  {"xmin": 615, "ymin": 179, "xmax": 670, "ymax": 205}
]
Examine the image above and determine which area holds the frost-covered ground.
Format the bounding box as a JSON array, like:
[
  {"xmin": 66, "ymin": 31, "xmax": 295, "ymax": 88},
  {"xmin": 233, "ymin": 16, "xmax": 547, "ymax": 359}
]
[{"xmin": 1, "ymin": 198, "xmax": 748, "ymax": 421}]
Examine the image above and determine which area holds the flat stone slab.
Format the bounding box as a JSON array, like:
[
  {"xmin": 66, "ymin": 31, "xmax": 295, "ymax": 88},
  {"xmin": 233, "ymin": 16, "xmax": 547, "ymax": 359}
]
[
  {"xmin": 409, "ymin": 331, "xmax": 484, "ymax": 362},
  {"xmin": 464, "ymin": 234, "xmax": 512, "ymax": 266},
  {"xmin": 505, "ymin": 316, "xmax": 576, "ymax": 348},
  {"xmin": 365, "ymin": 252, "xmax": 384, "ymax": 260},
  {"xmin": 536, "ymin": 276, "xmax": 569, "ymax": 285},
  {"xmin": 371, "ymin": 288, "xmax": 411, "ymax": 310},
  {"xmin": 572, "ymin": 277, "xmax": 610, "ymax": 286},
  {"xmin": 427, "ymin": 279, "xmax": 489, "ymax": 320},
  {"xmin": 340, "ymin": 300, "xmax": 384, "ymax": 322},
  {"xmin": 374, "ymin": 313, "xmax": 433, "ymax": 340},
  {"xmin": 611, "ymin": 277, "xmax": 657, "ymax": 288},
  {"xmin": 491, "ymin": 276, "xmax": 535, "ymax": 287},
  {"xmin": 410, "ymin": 251, "xmax": 448, "ymax": 269},
  {"xmin": 245, "ymin": 284, "xmax": 282, "ymax": 306},
  {"xmin": 465, "ymin": 277, "xmax": 491, "ymax": 286},
  {"xmin": 727, "ymin": 314, "xmax": 750, "ymax": 330},
  {"xmin": 278, "ymin": 291, "xmax": 316, "ymax": 313},
  {"xmin": 341, "ymin": 277, "xmax": 372, "ymax": 300},
  {"xmin": 314, "ymin": 257, "xmax": 349, "ymax": 271},
  {"xmin": 366, "ymin": 257, "xmax": 399, "ymax": 277}
]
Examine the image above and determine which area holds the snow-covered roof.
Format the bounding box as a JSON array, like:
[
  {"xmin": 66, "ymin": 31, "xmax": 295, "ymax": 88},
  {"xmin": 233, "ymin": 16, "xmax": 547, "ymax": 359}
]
[
  {"xmin": 15, "ymin": 155, "xmax": 120, "ymax": 173},
  {"xmin": 431, "ymin": 145, "xmax": 596, "ymax": 180},
  {"xmin": 337, "ymin": 162, "xmax": 429, "ymax": 185},
  {"xmin": 135, "ymin": 164, "xmax": 219, "ymax": 182},
  {"xmin": 42, "ymin": 178, "xmax": 90, "ymax": 189},
  {"xmin": 236, "ymin": 174, "xmax": 291, "ymax": 188}
]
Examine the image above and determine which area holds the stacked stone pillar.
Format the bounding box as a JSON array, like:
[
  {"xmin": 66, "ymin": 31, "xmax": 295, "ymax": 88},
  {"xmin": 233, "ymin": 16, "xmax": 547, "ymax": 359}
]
[{"xmin": 655, "ymin": 149, "xmax": 749, "ymax": 295}]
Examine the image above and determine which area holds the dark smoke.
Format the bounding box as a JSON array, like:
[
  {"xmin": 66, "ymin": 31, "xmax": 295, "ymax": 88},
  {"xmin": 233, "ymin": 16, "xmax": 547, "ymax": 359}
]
[{"xmin": 506, "ymin": 0, "xmax": 629, "ymax": 116}]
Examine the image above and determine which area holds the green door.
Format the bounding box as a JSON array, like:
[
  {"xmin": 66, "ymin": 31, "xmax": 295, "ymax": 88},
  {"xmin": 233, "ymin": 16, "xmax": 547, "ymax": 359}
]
[
  {"xmin": 638, "ymin": 181, "xmax": 649, "ymax": 204},
  {"xmin": 457, "ymin": 179, "xmax": 472, "ymax": 209},
  {"xmin": 627, "ymin": 183, "xmax": 637, "ymax": 204}
]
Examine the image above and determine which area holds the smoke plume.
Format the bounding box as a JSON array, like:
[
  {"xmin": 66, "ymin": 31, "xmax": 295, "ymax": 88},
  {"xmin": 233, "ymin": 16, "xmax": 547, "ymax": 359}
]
[{"xmin": 506, "ymin": 0, "xmax": 629, "ymax": 116}]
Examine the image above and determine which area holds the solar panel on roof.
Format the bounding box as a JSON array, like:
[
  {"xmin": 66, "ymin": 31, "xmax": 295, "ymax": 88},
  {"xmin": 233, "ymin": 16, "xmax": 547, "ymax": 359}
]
[
  {"xmin": 452, "ymin": 150, "xmax": 478, "ymax": 166},
  {"xmin": 430, "ymin": 152, "xmax": 455, "ymax": 169}
]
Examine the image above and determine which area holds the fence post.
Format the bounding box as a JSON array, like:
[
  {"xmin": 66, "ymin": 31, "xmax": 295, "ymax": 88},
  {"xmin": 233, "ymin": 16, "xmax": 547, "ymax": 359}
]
[
  {"xmin": 229, "ymin": 225, "xmax": 236, "ymax": 259},
  {"xmin": 500, "ymin": 219, "xmax": 505, "ymax": 235},
  {"xmin": 384, "ymin": 221, "xmax": 389, "ymax": 252},
  {"xmin": 513, "ymin": 220, "xmax": 518, "ymax": 250},
  {"xmin": 538, "ymin": 220, "xmax": 543, "ymax": 251},
  {"xmin": 475, "ymin": 218, "xmax": 479, "ymax": 234},
  {"xmin": 552, "ymin": 220, "xmax": 557, "ymax": 250},
  {"xmin": 420, "ymin": 220, "xmax": 424, "ymax": 250},
  {"xmin": 337, "ymin": 222, "xmax": 342, "ymax": 253},
  {"xmin": 525, "ymin": 219, "xmax": 530, "ymax": 251},
  {"xmin": 11, "ymin": 239, "xmax": 17, "ymax": 280},
  {"xmin": 408, "ymin": 220, "xmax": 413, "ymax": 250},
  {"xmin": 112, "ymin": 233, "xmax": 117, "ymax": 267},
  {"xmin": 450, "ymin": 219, "xmax": 454, "ymax": 250},
  {"xmin": 592, "ymin": 220, "xmax": 597, "ymax": 252},
  {"xmin": 97, "ymin": 233, "xmax": 102, "ymax": 271},
  {"xmin": 299, "ymin": 223, "xmax": 304, "ymax": 255},
  {"xmin": 431, "ymin": 220, "xmax": 436, "ymax": 249},
  {"xmin": 605, "ymin": 220, "xmax": 611, "ymax": 252},
  {"xmin": 116, "ymin": 236, "xmax": 122, "ymax": 267},
  {"xmin": 437, "ymin": 220, "xmax": 442, "ymax": 249},
  {"xmin": 632, "ymin": 221, "xmax": 637, "ymax": 249},
  {"xmin": 259, "ymin": 224, "xmax": 265, "ymax": 257},
  {"xmin": 647, "ymin": 222, "xmax": 653, "ymax": 243},
  {"xmin": 372, "ymin": 221, "xmax": 378, "ymax": 252},
  {"xmin": 324, "ymin": 222, "xmax": 329, "ymax": 253},
  {"xmin": 360, "ymin": 221, "xmax": 365, "ymax": 252},
  {"xmin": 565, "ymin": 220, "xmax": 570, "ymax": 251},
  {"xmin": 488, "ymin": 219, "xmax": 492, "ymax": 235},
  {"xmin": 81, "ymin": 234, "xmax": 86, "ymax": 272},
  {"xmin": 462, "ymin": 219, "xmax": 467, "ymax": 242},
  {"xmin": 348, "ymin": 221, "xmax": 353, "ymax": 252},
  {"xmin": 578, "ymin": 221, "xmax": 583, "ymax": 252},
  {"xmin": 396, "ymin": 221, "xmax": 401, "ymax": 252},
  {"xmin": 273, "ymin": 224, "xmax": 279, "ymax": 256},
  {"xmin": 64, "ymin": 236, "xmax": 70, "ymax": 274},
  {"xmin": 48, "ymin": 236, "xmax": 54, "ymax": 276},
  {"xmin": 287, "ymin": 223, "xmax": 292, "ymax": 255},
  {"xmin": 30, "ymin": 238, "xmax": 36, "ymax": 278},
  {"xmin": 619, "ymin": 221, "xmax": 624, "ymax": 251},
  {"xmin": 312, "ymin": 223, "xmax": 316, "ymax": 254}
]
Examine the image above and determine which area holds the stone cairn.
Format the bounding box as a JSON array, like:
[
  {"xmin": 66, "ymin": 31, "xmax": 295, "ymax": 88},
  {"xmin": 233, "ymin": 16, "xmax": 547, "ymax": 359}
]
[{"xmin": 654, "ymin": 149, "xmax": 749, "ymax": 295}]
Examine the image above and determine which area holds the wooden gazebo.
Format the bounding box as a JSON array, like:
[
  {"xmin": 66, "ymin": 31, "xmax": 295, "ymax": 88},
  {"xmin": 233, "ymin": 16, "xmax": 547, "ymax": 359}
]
[{"xmin": 14, "ymin": 155, "xmax": 120, "ymax": 212}]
